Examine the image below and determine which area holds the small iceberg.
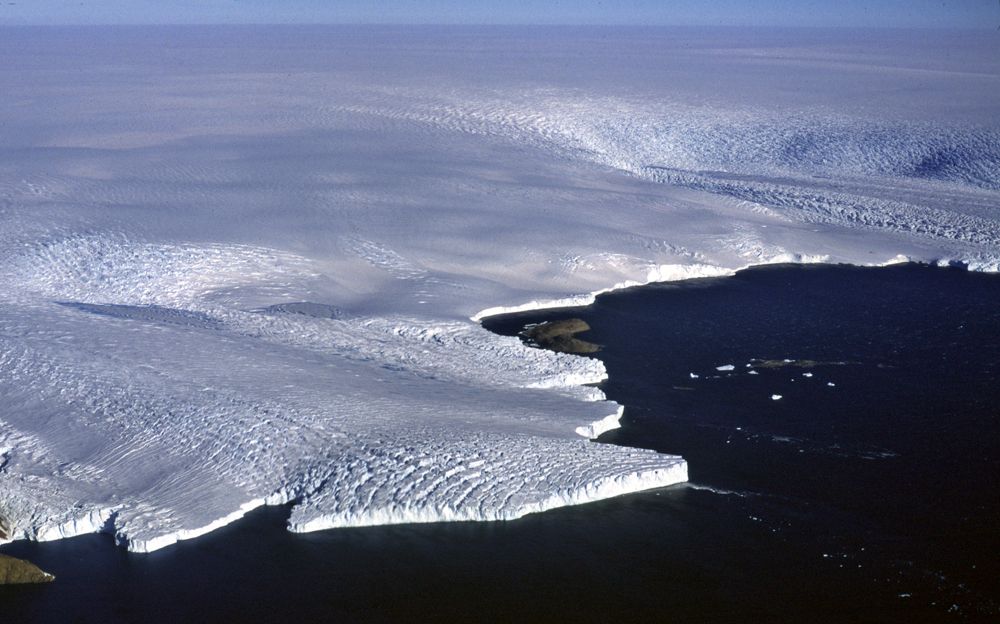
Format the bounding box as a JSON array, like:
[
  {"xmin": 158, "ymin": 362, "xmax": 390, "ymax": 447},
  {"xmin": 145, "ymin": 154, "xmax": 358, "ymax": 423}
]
[
  {"xmin": 771, "ymin": 394, "xmax": 783, "ymax": 401},
  {"xmin": 716, "ymin": 364, "xmax": 735, "ymax": 371}
]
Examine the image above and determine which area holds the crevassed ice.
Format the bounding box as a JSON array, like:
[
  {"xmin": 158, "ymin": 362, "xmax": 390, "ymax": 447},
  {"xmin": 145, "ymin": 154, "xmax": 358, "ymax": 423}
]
[{"xmin": 0, "ymin": 27, "xmax": 998, "ymax": 552}]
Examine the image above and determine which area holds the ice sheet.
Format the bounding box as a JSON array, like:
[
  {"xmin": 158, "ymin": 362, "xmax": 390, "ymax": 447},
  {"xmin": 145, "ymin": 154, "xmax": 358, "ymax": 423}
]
[{"xmin": 0, "ymin": 26, "xmax": 997, "ymax": 551}]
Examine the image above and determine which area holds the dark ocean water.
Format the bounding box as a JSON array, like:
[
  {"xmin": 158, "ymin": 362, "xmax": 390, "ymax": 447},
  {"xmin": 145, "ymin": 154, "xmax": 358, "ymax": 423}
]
[{"xmin": 3, "ymin": 263, "xmax": 999, "ymax": 622}]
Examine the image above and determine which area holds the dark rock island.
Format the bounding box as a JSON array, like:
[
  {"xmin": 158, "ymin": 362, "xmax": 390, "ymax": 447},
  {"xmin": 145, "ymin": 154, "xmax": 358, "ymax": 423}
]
[{"xmin": 521, "ymin": 318, "xmax": 600, "ymax": 354}]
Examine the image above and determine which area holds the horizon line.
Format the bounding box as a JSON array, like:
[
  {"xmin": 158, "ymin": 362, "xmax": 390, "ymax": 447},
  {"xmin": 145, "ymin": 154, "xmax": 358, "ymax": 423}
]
[{"xmin": 1, "ymin": 21, "xmax": 996, "ymax": 30}]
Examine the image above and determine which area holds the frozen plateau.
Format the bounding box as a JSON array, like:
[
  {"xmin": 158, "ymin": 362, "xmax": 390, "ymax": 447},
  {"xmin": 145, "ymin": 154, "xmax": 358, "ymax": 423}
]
[{"xmin": 0, "ymin": 26, "xmax": 998, "ymax": 552}]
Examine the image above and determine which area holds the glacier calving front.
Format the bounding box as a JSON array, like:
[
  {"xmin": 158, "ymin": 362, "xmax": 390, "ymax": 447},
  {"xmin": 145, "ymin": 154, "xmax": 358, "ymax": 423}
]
[{"xmin": 0, "ymin": 27, "xmax": 997, "ymax": 552}]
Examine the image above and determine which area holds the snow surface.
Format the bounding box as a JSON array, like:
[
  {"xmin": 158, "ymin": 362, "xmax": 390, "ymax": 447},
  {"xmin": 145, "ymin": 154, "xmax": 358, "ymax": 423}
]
[{"xmin": 0, "ymin": 26, "xmax": 998, "ymax": 552}]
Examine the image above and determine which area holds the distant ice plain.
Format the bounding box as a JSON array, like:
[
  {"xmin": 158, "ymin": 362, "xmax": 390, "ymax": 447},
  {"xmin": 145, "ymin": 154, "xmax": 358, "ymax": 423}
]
[{"xmin": 0, "ymin": 26, "xmax": 997, "ymax": 551}]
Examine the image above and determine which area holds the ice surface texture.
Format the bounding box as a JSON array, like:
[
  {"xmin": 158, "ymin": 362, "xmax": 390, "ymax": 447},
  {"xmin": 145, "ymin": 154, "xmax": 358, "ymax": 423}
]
[{"xmin": 0, "ymin": 26, "xmax": 997, "ymax": 551}]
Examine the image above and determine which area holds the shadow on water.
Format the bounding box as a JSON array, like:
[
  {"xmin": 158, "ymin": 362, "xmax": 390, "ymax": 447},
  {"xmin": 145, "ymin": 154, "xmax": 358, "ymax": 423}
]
[{"xmin": 3, "ymin": 263, "xmax": 999, "ymax": 622}]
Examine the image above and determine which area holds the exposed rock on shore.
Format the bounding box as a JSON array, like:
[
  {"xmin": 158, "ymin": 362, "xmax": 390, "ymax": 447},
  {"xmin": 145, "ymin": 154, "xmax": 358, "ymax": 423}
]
[
  {"xmin": 522, "ymin": 319, "xmax": 600, "ymax": 354},
  {"xmin": 0, "ymin": 554, "xmax": 55, "ymax": 584}
]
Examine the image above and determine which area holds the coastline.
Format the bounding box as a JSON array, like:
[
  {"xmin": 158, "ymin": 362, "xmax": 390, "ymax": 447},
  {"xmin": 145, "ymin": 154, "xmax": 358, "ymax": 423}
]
[
  {"xmin": 6, "ymin": 260, "xmax": 999, "ymax": 621},
  {"xmin": 2, "ymin": 253, "xmax": 997, "ymax": 556}
]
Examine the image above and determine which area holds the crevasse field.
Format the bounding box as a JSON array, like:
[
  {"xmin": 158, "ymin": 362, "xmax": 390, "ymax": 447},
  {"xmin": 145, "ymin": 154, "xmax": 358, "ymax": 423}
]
[{"xmin": 1, "ymin": 26, "xmax": 998, "ymax": 553}]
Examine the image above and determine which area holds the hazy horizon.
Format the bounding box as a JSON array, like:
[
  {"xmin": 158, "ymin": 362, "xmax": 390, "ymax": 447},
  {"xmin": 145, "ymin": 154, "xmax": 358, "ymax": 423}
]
[{"xmin": 1, "ymin": 0, "xmax": 997, "ymax": 29}]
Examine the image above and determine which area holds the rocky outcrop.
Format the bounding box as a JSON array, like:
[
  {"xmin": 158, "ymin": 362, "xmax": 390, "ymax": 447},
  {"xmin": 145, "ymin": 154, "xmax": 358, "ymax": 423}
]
[
  {"xmin": 522, "ymin": 318, "xmax": 600, "ymax": 354},
  {"xmin": 0, "ymin": 554, "xmax": 55, "ymax": 584}
]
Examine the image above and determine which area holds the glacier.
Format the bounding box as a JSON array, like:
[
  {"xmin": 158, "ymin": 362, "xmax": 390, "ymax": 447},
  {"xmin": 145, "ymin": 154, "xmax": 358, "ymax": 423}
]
[{"xmin": 0, "ymin": 26, "xmax": 998, "ymax": 552}]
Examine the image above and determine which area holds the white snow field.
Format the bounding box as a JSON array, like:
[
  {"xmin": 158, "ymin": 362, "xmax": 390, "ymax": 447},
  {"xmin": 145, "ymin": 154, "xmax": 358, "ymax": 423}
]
[{"xmin": 0, "ymin": 26, "xmax": 998, "ymax": 552}]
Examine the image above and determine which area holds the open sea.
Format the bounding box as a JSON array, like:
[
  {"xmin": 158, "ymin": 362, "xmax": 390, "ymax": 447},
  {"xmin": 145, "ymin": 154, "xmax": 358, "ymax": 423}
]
[{"xmin": 2, "ymin": 263, "xmax": 999, "ymax": 622}]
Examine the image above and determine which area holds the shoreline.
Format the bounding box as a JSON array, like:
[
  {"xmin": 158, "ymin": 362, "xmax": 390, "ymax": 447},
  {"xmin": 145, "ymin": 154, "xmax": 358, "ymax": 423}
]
[
  {"xmin": 6, "ymin": 260, "xmax": 999, "ymax": 621},
  {"xmin": 471, "ymin": 251, "xmax": 1000, "ymax": 324},
  {"xmin": 1, "ymin": 254, "xmax": 996, "ymax": 556}
]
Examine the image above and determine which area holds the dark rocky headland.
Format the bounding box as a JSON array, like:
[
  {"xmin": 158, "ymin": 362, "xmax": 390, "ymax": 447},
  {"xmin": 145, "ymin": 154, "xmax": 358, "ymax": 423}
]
[{"xmin": 0, "ymin": 553, "xmax": 55, "ymax": 584}]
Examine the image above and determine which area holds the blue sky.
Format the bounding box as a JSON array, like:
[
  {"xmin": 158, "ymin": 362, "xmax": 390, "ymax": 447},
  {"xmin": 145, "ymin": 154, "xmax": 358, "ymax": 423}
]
[{"xmin": 1, "ymin": 0, "xmax": 997, "ymax": 28}]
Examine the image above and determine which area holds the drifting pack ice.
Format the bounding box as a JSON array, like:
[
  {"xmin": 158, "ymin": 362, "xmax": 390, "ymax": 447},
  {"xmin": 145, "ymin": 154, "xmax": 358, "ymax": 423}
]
[{"xmin": 1, "ymin": 27, "xmax": 997, "ymax": 551}]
